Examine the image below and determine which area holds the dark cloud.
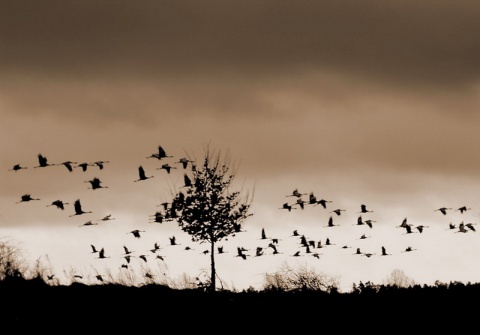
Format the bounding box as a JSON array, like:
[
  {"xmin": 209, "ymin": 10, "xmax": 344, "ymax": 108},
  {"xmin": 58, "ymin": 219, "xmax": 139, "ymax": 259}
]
[{"xmin": 2, "ymin": 1, "xmax": 480, "ymax": 88}]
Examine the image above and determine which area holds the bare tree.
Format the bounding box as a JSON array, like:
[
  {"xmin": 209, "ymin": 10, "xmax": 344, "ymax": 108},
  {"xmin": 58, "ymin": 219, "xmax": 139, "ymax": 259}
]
[
  {"xmin": 166, "ymin": 146, "xmax": 254, "ymax": 292},
  {"xmin": 383, "ymin": 268, "xmax": 416, "ymax": 288}
]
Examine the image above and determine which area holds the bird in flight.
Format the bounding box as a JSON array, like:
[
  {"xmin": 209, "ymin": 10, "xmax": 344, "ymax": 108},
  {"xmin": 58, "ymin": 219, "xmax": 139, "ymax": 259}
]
[
  {"xmin": 287, "ymin": 189, "xmax": 306, "ymax": 198},
  {"xmin": 75, "ymin": 162, "xmax": 95, "ymax": 172},
  {"xmin": 435, "ymin": 207, "xmax": 452, "ymax": 215},
  {"xmin": 315, "ymin": 198, "xmax": 332, "ymax": 209},
  {"xmin": 330, "ymin": 209, "xmax": 346, "ymax": 216},
  {"xmin": 129, "ymin": 230, "xmax": 145, "ymax": 238},
  {"xmin": 175, "ymin": 157, "xmax": 193, "ymax": 169},
  {"xmin": 79, "ymin": 220, "xmax": 98, "ymax": 227},
  {"xmin": 34, "ymin": 154, "xmax": 57, "ymax": 168},
  {"xmin": 90, "ymin": 245, "xmax": 99, "ymax": 253},
  {"xmin": 86, "ymin": 177, "xmax": 108, "ymax": 190},
  {"xmin": 465, "ymin": 223, "xmax": 477, "ymax": 232},
  {"xmin": 457, "ymin": 206, "xmax": 471, "ymax": 214},
  {"xmin": 280, "ymin": 202, "xmax": 296, "ymax": 211},
  {"xmin": 359, "ymin": 204, "xmax": 373, "ymax": 213},
  {"xmin": 70, "ymin": 199, "xmax": 92, "ymax": 216},
  {"xmin": 59, "ymin": 161, "xmax": 77, "ymax": 172},
  {"xmin": 94, "ymin": 161, "xmax": 110, "ymax": 170},
  {"xmin": 147, "ymin": 145, "xmax": 172, "ymax": 160},
  {"xmin": 9, "ymin": 164, "xmax": 28, "ymax": 172},
  {"xmin": 16, "ymin": 194, "xmax": 40, "ymax": 203},
  {"xmin": 157, "ymin": 163, "xmax": 177, "ymax": 174},
  {"xmin": 97, "ymin": 248, "xmax": 109, "ymax": 259},
  {"xmin": 47, "ymin": 200, "xmax": 68, "ymax": 210},
  {"xmin": 135, "ymin": 166, "xmax": 154, "ymax": 182}
]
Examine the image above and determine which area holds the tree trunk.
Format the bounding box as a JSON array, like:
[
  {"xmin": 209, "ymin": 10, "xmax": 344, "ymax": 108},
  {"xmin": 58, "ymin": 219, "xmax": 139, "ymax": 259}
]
[{"xmin": 210, "ymin": 240, "xmax": 216, "ymax": 292}]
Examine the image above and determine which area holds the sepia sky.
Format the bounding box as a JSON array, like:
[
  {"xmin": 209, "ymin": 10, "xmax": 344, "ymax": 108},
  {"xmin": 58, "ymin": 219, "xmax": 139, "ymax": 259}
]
[{"xmin": 2, "ymin": 1, "xmax": 480, "ymax": 292}]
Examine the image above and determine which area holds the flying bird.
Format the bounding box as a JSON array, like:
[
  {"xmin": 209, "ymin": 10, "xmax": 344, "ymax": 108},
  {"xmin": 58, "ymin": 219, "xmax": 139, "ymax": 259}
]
[
  {"xmin": 157, "ymin": 163, "xmax": 177, "ymax": 174},
  {"xmin": 465, "ymin": 223, "xmax": 477, "ymax": 232},
  {"xmin": 47, "ymin": 200, "xmax": 69, "ymax": 210},
  {"xmin": 457, "ymin": 206, "xmax": 471, "ymax": 214},
  {"xmin": 93, "ymin": 161, "xmax": 110, "ymax": 170},
  {"xmin": 330, "ymin": 209, "xmax": 346, "ymax": 216},
  {"xmin": 97, "ymin": 248, "xmax": 109, "ymax": 259},
  {"xmin": 59, "ymin": 161, "xmax": 77, "ymax": 172},
  {"xmin": 34, "ymin": 154, "xmax": 56, "ymax": 168},
  {"xmin": 70, "ymin": 199, "xmax": 92, "ymax": 216},
  {"xmin": 129, "ymin": 230, "xmax": 145, "ymax": 238},
  {"xmin": 147, "ymin": 145, "xmax": 172, "ymax": 160},
  {"xmin": 287, "ymin": 189, "xmax": 306, "ymax": 198},
  {"xmin": 75, "ymin": 162, "xmax": 94, "ymax": 172},
  {"xmin": 79, "ymin": 220, "xmax": 97, "ymax": 227},
  {"xmin": 86, "ymin": 177, "xmax": 108, "ymax": 190},
  {"xmin": 175, "ymin": 157, "xmax": 193, "ymax": 169},
  {"xmin": 359, "ymin": 204, "xmax": 373, "ymax": 213},
  {"xmin": 90, "ymin": 245, "xmax": 99, "ymax": 253},
  {"xmin": 435, "ymin": 207, "xmax": 452, "ymax": 215},
  {"xmin": 9, "ymin": 164, "xmax": 28, "ymax": 172},
  {"xmin": 280, "ymin": 203, "xmax": 296, "ymax": 211},
  {"xmin": 315, "ymin": 199, "xmax": 332, "ymax": 209},
  {"xmin": 16, "ymin": 194, "xmax": 40, "ymax": 203},
  {"xmin": 135, "ymin": 166, "xmax": 154, "ymax": 182}
]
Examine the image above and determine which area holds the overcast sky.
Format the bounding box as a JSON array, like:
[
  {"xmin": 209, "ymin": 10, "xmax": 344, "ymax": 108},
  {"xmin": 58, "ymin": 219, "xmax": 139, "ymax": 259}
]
[{"xmin": 2, "ymin": 1, "xmax": 480, "ymax": 292}]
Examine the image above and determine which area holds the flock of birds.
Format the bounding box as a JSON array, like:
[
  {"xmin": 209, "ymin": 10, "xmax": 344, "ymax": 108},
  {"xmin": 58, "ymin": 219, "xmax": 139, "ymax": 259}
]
[
  {"xmin": 7, "ymin": 146, "xmax": 202, "ymax": 282},
  {"xmin": 6, "ymin": 148, "xmax": 480, "ymax": 285}
]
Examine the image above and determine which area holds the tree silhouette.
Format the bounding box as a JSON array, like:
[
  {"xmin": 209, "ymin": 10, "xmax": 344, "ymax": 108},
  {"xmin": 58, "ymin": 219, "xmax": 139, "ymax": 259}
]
[{"xmin": 167, "ymin": 147, "xmax": 253, "ymax": 292}]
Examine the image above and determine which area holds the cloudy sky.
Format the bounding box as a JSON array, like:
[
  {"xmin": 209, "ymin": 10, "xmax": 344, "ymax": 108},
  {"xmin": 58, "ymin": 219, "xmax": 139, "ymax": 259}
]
[{"xmin": 2, "ymin": 1, "xmax": 480, "ymax": 292}]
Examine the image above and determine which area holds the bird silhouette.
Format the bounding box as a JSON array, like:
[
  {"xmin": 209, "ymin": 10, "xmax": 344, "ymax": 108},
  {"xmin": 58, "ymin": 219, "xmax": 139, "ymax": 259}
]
[
  {"xmin": 97, "ymin": 248, "xmax": 109, "ymax": 259},
  {"xmin": 465, "ymin": 223, "xmax": 477, "ymax": 232},
  {"xmin": 95, "ymin": 275, "xmax": 104, "ymax": 282},
  {"xmin": 381, "ymin": 246, "xmax": 390, "ymax": 256},
  {"xmin": 175, "ymin": 157, "xmax": 193, "ymax": 169},
  {"xmin": 359, "ymin": 204, "xmax": 373, "ymax": 213},
  {"xmin": 169, "ymin": 236, "xmax": 178, "ymax": 245},
  {"xmin": 128, "ymin": 230, "xmax": 145, "ymax": 238},
  {"xmin": 416, "ymin": 225, "xmax": 429, "ymax": 233},
  {"xmin": 287, "ymin": 189, "xmax": 306, "ymax": 198},
  {"xmin": 9, "ymin": 164, "xmax": 28, "ymax": 172},
  {"xmin": 86, "ymin": 177, "xmax": 108, "ymax": 190},
  {"xmin": 94, "ymin": 161, "xmax": 109, "ymax": 170},
  {"xmin": 139, "ymin": 255, "xmax": 148, "ymax": 262},
  {"xmin": 326, "ymin": 216, "xmax": 338, "ymax": 227},
  {"xmin": 75, "ymin": 162, "xmax": 94, "ymax": 172},
  {"xmin": 330, "ymin": 209, "xmax": 346, "ymax": 216},
  {"xmin": 34, "ymin": 154, "xmax": 56, "ymax": 168},
  {"xmin": 402, "ymin": 246, "xmax": 417, "ymax": 252},
  {"xmin": 364, "ymin": 219, "xmax": 376, "ymax": 229},
  {"xmin": 315, "ymin": 199, "xmax": 332, "ymax": 209},
  {"xmin": 16, "ymin": 194, "xmax": 40, "ymax": 203},
  {"xmin": 90, "ymin": 245, "xmax": 98, "ymax": 253},
  {"xmin": 99, "ymin": 214, "xmax": 115, "ymax": 221},
  {"xmin": 47, "ymin": 200, "xmax": 69, "ymax": 210},
  {"xmin": 280, "ymin": 202, "xmax": 296, "ymax": 211},
  {"xmin": 457, "ymin": 206, "xmax": 471, "ymax": 214},
  {"xmin": 70, "ymin": 199, "xmax": 92, "ymax": 216},
  {"xmin": 157, "ymin": 163, "xmax": 177, "ymax": 174},
  {"xmin": 147, "ymin": 145, "xmax": 172, "ymax": 160},
  {"xmin": 455, "ymin": 222, "xmax": 468, "ymax": 233},
  {"xmin": 295, "ymin": 198, "xmax": 307, "ymax": 209},
  {"xmin": 236, "ymin": 247, "xmax": 248, "ymax": 260},
  {"xmin": 60, "ymin": 161, "xmax": 77, "ymax": 172},
  {"xmin": 135, "ymin": 166, "xmax": 154, "ymax": 182},
  {"xmin": 79, "ymin": 220, "xmax": 97, "ymax": 227},
  {"xmin": 123, "ymin": 246, "xmax": 134, "ymax": 255},
  {"xmin": 435, "ymin": 207, "xmax": 452, "ymax": 215}
]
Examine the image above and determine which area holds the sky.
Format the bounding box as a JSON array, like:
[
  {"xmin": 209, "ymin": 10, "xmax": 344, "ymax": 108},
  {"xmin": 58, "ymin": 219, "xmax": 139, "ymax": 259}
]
[{"xmin": 2, "ymin": 1, "xmax": 480, "ymax": 293}]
